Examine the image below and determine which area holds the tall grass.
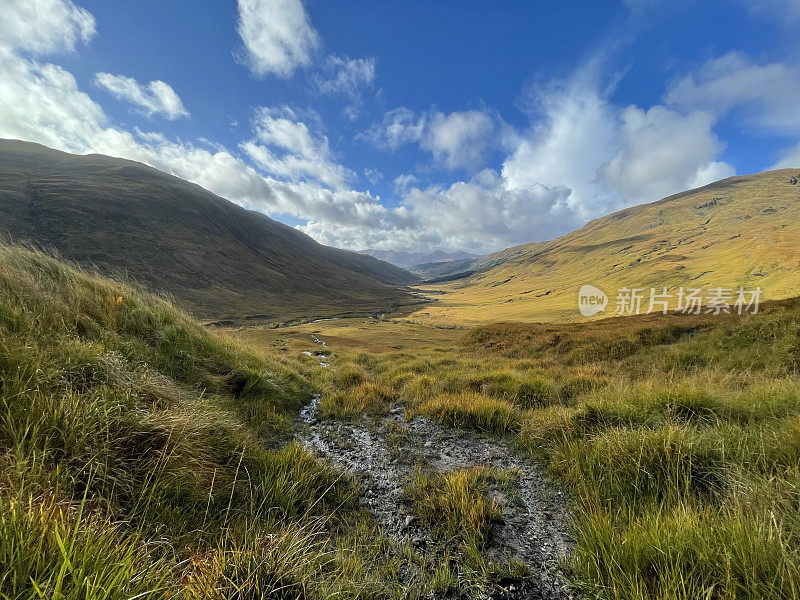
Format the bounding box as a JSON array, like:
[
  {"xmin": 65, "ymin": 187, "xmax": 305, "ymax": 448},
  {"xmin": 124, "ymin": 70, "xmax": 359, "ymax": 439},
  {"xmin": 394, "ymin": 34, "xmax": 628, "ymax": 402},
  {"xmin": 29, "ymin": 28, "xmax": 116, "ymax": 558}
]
[
  {"xmin": 310, "ymin": 296, "xmax": 800, "ymax": 599},
  {"xmin": 0, "ymin": 245, "xmax": 452, "ymax": 599}
]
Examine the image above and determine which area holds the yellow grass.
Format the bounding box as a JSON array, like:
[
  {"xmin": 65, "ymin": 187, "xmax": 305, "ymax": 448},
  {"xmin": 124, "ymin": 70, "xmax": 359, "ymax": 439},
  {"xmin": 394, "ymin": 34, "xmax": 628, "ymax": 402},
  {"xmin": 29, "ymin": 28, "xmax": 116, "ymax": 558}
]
[{"xmin": 409, "ymin": 169, "xmax": 800, "ymax": 325}]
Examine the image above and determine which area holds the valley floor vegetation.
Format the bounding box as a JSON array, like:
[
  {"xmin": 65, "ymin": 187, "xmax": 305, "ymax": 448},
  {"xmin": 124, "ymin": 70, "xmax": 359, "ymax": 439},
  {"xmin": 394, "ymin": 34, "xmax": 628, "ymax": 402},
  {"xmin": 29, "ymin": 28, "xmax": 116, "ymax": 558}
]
[
  {"xmin": 4, "ymin": 240, "xmax": 800, "ymax": 599},
  {"xmin": 0, "ymin": 245, "xmax": 475, "ymax": 599},
  {"xmin": 243, "ymin": 298, "xmax": 800, "ymax": 599}
]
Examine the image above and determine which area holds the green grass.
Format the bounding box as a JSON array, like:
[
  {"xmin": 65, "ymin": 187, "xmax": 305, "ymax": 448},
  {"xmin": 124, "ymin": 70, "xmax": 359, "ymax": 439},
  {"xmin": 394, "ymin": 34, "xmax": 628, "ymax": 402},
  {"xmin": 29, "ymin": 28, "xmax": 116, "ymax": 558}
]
[
  {"xmin": 409, "ymin": 393, "xmax": 521, "ymax": 433},
  {"xmin": 402, "ymin": 467, "xmax": 504, "ymax": 548},
  {"xmin": 281, "ymin": 297, "xmax": 800, "ymax": 599},
  {"xmin": 8, "ymin": 236, "xmax": 800, "ymax": 599},
  {"xmin": 400, "ymin": 467, "xmax": 525, "ymax": 594},
  {"xmin": 0, "ymin": 244, "xmax": 460, "ymax": 600}
]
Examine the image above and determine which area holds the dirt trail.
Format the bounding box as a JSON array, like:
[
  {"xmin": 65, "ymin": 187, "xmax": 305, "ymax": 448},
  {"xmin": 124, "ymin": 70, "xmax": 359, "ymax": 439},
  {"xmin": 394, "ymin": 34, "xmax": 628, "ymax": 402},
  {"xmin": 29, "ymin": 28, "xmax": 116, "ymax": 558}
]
[{"xmin": 296, "ymin": 335, "xmax": 577, "ymax": 600}]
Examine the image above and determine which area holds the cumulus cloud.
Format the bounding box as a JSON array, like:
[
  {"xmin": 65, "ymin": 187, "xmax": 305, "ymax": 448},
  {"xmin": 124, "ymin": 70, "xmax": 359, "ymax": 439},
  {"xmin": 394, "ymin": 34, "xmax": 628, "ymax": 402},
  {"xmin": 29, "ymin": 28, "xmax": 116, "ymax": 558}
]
[
  {"xmin": 235, "ymin": 0, "xmax": 319, "ymax": 78},
  {"xmin": 361, "ymin": 107, "xmax": 501, "ymax": 171},
  {"xmin": 393, "ymin": 173, "xmax": 419, "ymax": 194},
  {"xmin": 359, "ymin": 107, "xmax": 426, "ymax": 151},
  {"xmin": 363, "ymin": 168, "xmax": 382, "ymax": 184},
  {"xmin": 0, "ymin": 0, "xmax": 95, "ymax": 54},
  {"xmin": 502, "ymin": 75, "xmax": 619, "ymax": 218},
  {"xmin": 0, "ymin": 36, "xmax": 566, "ymax": 254},
  {"xmin": 3, "ymin": 0, "xmax": 798, "ymax": 255},
  {"xmin": 598, "ymin": 105, "xmax": 734, "ymax": 203},
  {"xmin": 94, "ymin": 73, "xmax": 188, "ymax": 120},
  {"xmin": 503, "ymin": 67, "xmax": 736, "ymax": 220},
  {"xmin": 240, "ymin": 106, "xmax": 352, "ymax": 189},
  {"xmin": 313, "ymin": 55, "xmax": 377, "ymax": 120},
  {"xmin": 420, "ymin": 110, "xmax": 498, "ymax": 170},
  {"xmin": 299, "ymin": 173, "xmax": 577, "ymax": 253}
]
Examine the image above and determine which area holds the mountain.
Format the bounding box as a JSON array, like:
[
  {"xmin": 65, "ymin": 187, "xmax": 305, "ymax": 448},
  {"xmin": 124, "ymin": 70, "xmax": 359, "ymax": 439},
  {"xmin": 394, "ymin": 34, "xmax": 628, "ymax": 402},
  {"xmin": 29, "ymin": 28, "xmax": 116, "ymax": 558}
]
[
  {"xmin": 408, "ymin": 257, "xmax": 482, "ymax": 280},
  {"xmin": 414, "ymin": 169, "xmax": 800, "ymax": 324},
  {"xmin": 359, "ymin": 249, "xmax": 480, "ymax": 268},
  {"xmin": 0, "ymin": 139, "xmax": 418, "ymax": 323}
]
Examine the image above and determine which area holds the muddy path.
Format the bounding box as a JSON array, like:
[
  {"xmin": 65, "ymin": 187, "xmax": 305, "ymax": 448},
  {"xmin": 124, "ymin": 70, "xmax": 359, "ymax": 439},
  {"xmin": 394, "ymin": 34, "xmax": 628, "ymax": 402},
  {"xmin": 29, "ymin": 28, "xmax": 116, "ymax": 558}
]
[{"xmin": 295, "ymin": 336, "xmax": 578, "ymax": 600}]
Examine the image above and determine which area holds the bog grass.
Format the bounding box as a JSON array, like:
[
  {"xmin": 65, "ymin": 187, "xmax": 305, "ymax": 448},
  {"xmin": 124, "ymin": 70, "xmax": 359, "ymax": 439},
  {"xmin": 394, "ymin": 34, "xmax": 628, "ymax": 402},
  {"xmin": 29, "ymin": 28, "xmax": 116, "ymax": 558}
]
[
  {"xmin": 273, "ymin": 295, "xmax": 800, "ymax": 599},
  {"xmin": 0, "ymin": 245, "xmax": 462, "ymax": 599},
  {"xmin": 403, "ymin": 467, "xmax": 503, "ymax": 548}
]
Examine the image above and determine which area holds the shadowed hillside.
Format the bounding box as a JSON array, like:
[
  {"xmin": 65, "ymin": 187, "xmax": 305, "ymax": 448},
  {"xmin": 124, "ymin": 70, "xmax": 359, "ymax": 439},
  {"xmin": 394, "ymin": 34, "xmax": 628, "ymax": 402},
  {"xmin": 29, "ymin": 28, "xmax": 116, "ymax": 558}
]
[
  {"xmin": 0, "ymin": 139, "xmax": 419, "ymax": 323},
  {"xmin": 413, "ymin": 169, "xmax": 800, "ymax": 324}
]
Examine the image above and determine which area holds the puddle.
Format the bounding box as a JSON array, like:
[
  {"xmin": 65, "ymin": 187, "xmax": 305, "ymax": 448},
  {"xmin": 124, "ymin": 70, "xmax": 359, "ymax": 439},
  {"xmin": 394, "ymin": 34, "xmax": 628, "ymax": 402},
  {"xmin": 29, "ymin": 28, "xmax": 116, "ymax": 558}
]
[{"xmin": 300, "ymin": 392, "xmax": 322, "ymax": 423}]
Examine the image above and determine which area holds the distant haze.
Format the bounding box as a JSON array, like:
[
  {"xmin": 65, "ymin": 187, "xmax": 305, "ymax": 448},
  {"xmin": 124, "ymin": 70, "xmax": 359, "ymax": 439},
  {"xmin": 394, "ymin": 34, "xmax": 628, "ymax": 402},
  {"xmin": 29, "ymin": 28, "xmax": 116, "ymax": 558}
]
[{"xmin": 359, "ymin": 249, "xmax": 481, "ymax": 268}]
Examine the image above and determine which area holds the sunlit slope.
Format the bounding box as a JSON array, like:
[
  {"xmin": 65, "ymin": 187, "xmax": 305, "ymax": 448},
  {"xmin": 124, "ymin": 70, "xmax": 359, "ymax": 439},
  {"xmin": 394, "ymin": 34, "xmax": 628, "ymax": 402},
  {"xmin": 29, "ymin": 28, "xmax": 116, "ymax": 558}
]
[{"xmin": 413, "ymin": 169, "xmax": 800, "ymax": 324}]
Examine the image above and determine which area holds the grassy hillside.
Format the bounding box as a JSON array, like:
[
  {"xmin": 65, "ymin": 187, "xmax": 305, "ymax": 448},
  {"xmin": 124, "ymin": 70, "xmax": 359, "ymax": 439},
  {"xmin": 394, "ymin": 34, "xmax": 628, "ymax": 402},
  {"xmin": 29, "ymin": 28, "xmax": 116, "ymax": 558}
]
[
  {"xmin": 0, "ymin": 139, "xmax": 418, "ymax": 325},
  {"xmin": 0, "ymin": 244, "xmax": 463, "ymax": 599},
  {"xmin": 413, "ymin": 170, "xmax": 800, "ymax": 324},
  {"xmin": 245, "ymin": 299, "xmax": 800, "ymax": 599}
]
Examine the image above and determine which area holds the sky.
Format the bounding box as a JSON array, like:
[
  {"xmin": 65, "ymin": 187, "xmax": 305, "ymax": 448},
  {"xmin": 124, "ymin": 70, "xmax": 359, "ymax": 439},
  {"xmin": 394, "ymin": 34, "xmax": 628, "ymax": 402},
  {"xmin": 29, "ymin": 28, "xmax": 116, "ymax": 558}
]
[{"xmin": 1, "ymin": 0, "xmax": 799, "ymax": 255}]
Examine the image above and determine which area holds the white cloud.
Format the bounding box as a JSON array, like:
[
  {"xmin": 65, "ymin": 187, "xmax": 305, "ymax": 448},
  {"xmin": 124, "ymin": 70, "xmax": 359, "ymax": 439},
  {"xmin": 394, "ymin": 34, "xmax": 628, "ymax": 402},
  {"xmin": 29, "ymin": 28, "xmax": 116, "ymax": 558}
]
[
  {"xmin": 361, "ymin": 107, "xmax": 500, "ymax": 171},
  {"xmin": 94, "ymin": 73, "xmax": 188, "ymax": 120},
  {"xmin": 502, "ymin": 67, "xmax": 736, "ymax": 220},
  {"xmin": 420, "ymin": 110, "xmax": 497, "ymax": 170},
  {"xmin": 393, "ymin": 173, "xmax": 419, "ymax": 194},
  {"xmin": 235, "ymin": 0, "xmax": 319, "ymax": 78},
  {"xmin": 241, "ymin": 105, "xmax": 352, "ymax": 189},
  {"xmin": 0, "ymin": 39, "xmax": 563, "ymax": 254},
  {"xmin": 360, "ymin": 107, "xmax": 426, "ymax": 151},
  {"xmin": 0, "ymin": 0, "xmax": 95, "ymax": 54},
  {"xmin": 665, "ymin": 52, "xmax": 800, "ymax": 133},
  {"xmin": 314, "ymin": 55, "xmax": 376, "ymax": 101},
  {"xmin": 502, "ymin": 74, "xmax": 620, "ymax": 217},
  {"xmin": 773, "ymin": 142, "xmax": 800, "ymax": 168},
  {"xmin": 2, "ymin": 0, "xmax": 798, "ymax": 256},
  {"xmin": 313, "ymin": 55, "xmax": 377, "ymax": 120},
  {"xmin": 599, "ymin": 105, "xmax": 735, "ymax": 203},
  {"xmin": 299, "ymin": 172, "xmax": 576, "ymax": 253},
  {"xmin": 364, "ymin": 168, "xmax": 382, "ymax": 184}
]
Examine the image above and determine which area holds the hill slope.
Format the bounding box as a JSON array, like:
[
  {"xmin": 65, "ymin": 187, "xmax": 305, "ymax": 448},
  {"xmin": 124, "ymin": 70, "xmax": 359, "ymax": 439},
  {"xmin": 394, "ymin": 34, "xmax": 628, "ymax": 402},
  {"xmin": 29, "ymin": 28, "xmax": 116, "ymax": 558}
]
[
  {"xmin": 0, "ymin": 139, "xmax": 418, "ymax": 323},
  {"xmin": 360, "ymin": 249, "xmax": 480, "ymax": 268},
  {"xmin": 413, "ymin": 169, "xmax": 800, "ymax": 324}
]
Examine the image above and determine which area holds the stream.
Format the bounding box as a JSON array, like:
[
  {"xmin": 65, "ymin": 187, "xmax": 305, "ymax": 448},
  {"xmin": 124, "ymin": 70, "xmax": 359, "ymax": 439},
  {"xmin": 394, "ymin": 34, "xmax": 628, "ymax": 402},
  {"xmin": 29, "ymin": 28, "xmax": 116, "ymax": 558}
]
[{"xmin": 296, "ymin": 333, "xmax": 578, "ymax": 600}]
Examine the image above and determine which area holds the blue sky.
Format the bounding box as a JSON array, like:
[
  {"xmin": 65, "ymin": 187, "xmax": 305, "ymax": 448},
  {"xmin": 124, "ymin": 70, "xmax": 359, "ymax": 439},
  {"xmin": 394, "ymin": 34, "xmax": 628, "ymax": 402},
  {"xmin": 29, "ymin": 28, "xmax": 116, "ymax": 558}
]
[{"xmin": 1, "ymin": 0, "xmax": 799, "ymax": 254}]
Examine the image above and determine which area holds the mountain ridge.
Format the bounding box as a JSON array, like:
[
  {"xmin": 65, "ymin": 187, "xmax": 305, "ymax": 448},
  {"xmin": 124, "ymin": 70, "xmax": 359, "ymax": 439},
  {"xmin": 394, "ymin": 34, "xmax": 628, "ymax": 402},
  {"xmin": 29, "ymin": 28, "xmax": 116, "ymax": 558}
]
[
  {"xmin": 359, "ymin": 248, "xmax": 480, "ymax": 268},
  {"xmin": 412, "ymin": 169, "xmax": 800, "ymax": 324},
  {"xmin": 0, "ymin": 139, "xmax": 419, "ymax": 323}
]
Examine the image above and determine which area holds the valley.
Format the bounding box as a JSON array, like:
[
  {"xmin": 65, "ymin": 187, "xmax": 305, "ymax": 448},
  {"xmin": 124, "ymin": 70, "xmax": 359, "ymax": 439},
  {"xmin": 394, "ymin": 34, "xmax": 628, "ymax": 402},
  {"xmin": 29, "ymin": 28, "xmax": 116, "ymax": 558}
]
[
  {"xmin": 0, "ymin": 140, "xmax": 419, "ymax": 324},
  {"xmin": 2, "ymin": 143, "xmax": 800, "ymax": 600},
  {"xmin": 3, "ymin": 1, "xmax": 800, "ymax": 598}
]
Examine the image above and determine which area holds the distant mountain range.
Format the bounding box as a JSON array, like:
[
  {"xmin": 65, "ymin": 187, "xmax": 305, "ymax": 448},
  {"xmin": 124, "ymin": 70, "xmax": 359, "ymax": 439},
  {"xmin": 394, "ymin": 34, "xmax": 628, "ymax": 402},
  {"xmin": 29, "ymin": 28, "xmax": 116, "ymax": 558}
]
[
  {"xmin": 359, "ymin": 249, "xmax": 481, "ymax": 268},
  {"xmin": 415, "ymin": 169, "xmax": 800, "ymax": 324},
  {"xmin": 0, "ymin": 139, "xmax": 418, "ymax": 324}
]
